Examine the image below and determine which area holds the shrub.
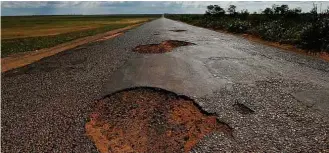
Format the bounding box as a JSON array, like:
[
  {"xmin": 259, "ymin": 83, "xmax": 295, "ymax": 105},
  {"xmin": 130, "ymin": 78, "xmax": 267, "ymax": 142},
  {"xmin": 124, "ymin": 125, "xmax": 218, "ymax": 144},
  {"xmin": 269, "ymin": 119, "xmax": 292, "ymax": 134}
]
[
  {"xmin": 166, "ymin": 12, "xmax": 329, "ymax": 53},
  {"xmin": 256, "ymin": 20, "xmax": 286, "ymax": 41},
  {"xmin": 225, "ymin": 19, "xmax": 251, "ymax": 33},
  {"xmin": 299, "ymin": 18, "xmax": 329, "ymax": 52}
]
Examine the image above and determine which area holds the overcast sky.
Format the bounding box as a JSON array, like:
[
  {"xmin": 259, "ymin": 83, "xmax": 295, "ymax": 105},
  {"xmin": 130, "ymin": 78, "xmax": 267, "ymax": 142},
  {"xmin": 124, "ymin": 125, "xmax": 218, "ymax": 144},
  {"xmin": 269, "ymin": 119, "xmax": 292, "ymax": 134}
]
[{"xmin": 1, "ymin": 1, "xmax": 329, "ymax": 16}]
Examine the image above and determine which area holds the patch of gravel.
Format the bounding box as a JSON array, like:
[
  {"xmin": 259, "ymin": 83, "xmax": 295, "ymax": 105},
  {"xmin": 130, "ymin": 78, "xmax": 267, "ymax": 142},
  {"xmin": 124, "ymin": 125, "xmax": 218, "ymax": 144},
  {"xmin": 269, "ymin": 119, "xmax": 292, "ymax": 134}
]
[{"xmin": 192, "ymin": 78, "xmax": 329, "ymax": 152}]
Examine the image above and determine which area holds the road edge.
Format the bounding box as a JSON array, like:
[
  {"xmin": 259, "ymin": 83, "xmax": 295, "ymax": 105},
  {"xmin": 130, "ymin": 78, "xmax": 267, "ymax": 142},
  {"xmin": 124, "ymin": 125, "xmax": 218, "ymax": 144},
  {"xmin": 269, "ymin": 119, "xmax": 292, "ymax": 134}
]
[{"xmin": 1, "ymin": 22, "xmax": 144, "ymax": 73}]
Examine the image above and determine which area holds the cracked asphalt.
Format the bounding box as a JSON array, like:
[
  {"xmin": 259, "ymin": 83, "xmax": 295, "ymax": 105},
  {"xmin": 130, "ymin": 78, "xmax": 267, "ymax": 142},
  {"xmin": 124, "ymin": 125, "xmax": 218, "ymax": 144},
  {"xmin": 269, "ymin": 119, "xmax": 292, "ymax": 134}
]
[{"xmin": 2, "ymin": 18, "xmax": 329, "ymax": 152}]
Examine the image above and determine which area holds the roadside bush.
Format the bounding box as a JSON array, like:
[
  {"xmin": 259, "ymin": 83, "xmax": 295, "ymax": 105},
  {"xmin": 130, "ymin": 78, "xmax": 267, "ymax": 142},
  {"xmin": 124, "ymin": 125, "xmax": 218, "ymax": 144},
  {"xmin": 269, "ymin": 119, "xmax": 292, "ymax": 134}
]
[
  {"xmin": 299, "ymin": 18, "xmax": 329, "ymax": 52},
  {"xmin": 204, "ymin": 19, "xmax": 226, "ymax": 29},
  {"xmin": 166, "ymin": 12, "xmax": 329, "ymax": 53},
  {"xmin": 256, "ymin": 20, "xmax": 286, "ymax": 42},
  {"xmin": 225, "ymin": 19, "xmax": 251, "ymax": 33}
]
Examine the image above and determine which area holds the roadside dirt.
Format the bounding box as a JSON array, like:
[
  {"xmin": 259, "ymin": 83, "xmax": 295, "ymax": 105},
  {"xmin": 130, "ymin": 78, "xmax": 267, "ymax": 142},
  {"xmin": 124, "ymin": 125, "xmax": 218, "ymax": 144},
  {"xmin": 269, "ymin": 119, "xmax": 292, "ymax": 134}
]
[
  {"xmin": 85, "ymin": 87, "xmax": 232, "ymax": 153},
  {"xmin": 170, "ymin": 19, "xmax": 329, "ymax": 62},
  {"xmin": 93, "ymin": 33, "xmax": 123, "ymax": 42},
  {"xmin": 133, "ymin": 40, "xmax": 194, "ymax": 54},
  {"xmin": 1, "ymin": 23, "xmax": 142, "ymax": 73},
  {"xmin": 242, "ymin": 34, "xmax": 329, "ymax": 62}
]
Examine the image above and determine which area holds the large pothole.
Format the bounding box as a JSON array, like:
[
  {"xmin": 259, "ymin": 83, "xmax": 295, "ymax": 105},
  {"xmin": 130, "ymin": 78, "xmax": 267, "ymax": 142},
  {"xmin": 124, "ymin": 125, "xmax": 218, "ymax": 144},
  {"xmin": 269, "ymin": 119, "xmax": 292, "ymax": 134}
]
[
  {"xmin": 132, "ymin": 40, "xmax": 194, "ymax": 54},
  {"xmin": 86, "ymin": 87, "xmax": 232, "ymax": 153}
]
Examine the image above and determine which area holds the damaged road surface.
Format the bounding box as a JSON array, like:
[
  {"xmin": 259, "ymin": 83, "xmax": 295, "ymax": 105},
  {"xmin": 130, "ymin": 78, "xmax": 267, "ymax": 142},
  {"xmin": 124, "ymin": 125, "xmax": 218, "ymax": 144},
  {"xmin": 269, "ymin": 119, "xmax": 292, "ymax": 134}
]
[
  {"xmin": 2, "ymin": 18, "xmax": 329, "ymax": 152},
  {"xmin": 86, "ymin": 87, "xmax": 232, "ymax": 153},
  {"xmin": 133, "ymin": 40, "xmax": 194, "ymax": 54}
]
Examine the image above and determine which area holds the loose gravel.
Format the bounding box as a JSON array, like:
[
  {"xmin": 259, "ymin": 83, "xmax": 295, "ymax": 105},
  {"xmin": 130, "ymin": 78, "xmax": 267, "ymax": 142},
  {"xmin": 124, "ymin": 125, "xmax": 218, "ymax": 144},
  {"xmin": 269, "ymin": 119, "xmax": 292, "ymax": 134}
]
[{"xmin": 192, "ymin": 78, "xmax": 329, "ymax": 152}]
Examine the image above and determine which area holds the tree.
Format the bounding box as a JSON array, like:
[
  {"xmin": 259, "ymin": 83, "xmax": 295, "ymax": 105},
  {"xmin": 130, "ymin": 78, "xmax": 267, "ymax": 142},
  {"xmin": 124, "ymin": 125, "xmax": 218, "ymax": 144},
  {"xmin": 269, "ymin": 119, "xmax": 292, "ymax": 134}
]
[
  {"xmin": 240, "ymin": 9, "xmax": 249, "ymax": 15},
  {"xmin": 272, "ymin": 4, "xmax": 289, "ymax": 14},
  {"xmin": 272, "ymin": 4, "xmax": 280, "ymax": 14},
  {"xmin": 228, "ymin": 5, "xmax": 237, "ymax": 15},
  {"xmin": 205, "ymin": 5, "xmax": 226, "ymax": 16},
  {"xmin": 263, "ymin": 8, "xmax": 274, "ymax": 15},
  {"xmin": 238, "ymin": 9, "xmax": 249, "ymax": 20},
  {"xmin": 285, "ymin": 7, "xmax": 302, "ymax": 19},
  {"xmin": 279, "ymin": 5, "xmax": 289, "ymax": 14},
  {"xmin": 310, "ymin": 3, "xmax": 318, "ymax": 15},
  {"xmin": 293, "ymin": 7, "xmax": 302, "ymax": 14},
  {"xmin": 325, "ymin": 7, "xmax": 329, "ymax": 14}
]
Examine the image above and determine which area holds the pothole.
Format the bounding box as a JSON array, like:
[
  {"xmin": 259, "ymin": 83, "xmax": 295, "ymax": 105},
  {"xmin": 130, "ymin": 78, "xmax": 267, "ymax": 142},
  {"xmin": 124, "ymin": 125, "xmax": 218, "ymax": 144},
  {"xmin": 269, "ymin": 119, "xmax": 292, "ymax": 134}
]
[
  {"xmin": 233, "ymin": 101, "xmax": 254, "ymax": 114},
  {"xmin": 86, "ymin": 87, "xmax": 232, "ymax": 153},
  {"xmin": 132, "ymin": 40, "xmax": 194, "ymax": 54},
  {"xmin": 170, "ymin": 30, "xmax": 187, "ymax": 32}
]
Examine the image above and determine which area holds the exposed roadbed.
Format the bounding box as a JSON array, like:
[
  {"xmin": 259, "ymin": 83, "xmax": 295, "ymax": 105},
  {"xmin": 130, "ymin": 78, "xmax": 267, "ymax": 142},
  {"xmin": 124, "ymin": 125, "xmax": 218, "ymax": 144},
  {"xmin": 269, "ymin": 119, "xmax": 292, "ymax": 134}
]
[{"xmin": 2, "ymin": 18, "xmax": 329, "ymax": 152}]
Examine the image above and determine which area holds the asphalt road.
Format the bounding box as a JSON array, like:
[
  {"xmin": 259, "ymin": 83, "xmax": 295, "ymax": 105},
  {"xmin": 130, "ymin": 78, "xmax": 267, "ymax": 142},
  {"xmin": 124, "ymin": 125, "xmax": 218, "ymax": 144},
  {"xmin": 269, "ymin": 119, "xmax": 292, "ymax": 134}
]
[{"xmin": 2, "ymin": 18, "xmax": 329, "ymax": 152}]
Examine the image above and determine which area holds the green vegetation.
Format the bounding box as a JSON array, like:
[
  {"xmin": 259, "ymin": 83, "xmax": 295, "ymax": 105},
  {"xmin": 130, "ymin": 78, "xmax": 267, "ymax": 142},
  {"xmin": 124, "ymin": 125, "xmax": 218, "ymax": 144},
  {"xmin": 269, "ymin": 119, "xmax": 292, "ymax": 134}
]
[
  {"xmin": 1, "ymin": 15, "xmax": 159, "ymax": 57},
  {"xmin": 166, "ymin": 5, "xmax": 329, "ymax": 53},
  {"xmin": 2, "ymin": 24, "xmax": 129, "ymax": 57}
]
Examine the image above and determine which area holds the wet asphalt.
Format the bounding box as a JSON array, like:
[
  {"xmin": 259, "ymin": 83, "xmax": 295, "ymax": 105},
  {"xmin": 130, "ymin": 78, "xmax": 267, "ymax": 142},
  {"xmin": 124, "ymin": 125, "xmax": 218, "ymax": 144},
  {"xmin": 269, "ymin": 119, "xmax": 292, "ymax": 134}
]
[{"xmin": 2, "ymin": 18, "xmax": 329, "ymax": 152}]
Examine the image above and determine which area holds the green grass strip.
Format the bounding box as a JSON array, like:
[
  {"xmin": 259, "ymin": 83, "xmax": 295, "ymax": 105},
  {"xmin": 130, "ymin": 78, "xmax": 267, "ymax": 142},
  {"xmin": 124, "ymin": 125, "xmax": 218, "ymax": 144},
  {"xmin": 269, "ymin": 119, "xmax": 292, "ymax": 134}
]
[{"xmin": 1, "ymin": 23, "xmax": 130, "ymax": 57}]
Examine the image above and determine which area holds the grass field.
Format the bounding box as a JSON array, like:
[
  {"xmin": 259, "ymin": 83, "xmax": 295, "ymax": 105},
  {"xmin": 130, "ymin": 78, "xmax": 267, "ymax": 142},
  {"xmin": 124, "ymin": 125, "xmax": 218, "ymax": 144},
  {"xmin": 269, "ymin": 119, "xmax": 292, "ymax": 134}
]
[{"xmin": 1, "ymin": 15, "xmax": 159, "ymax": 57}]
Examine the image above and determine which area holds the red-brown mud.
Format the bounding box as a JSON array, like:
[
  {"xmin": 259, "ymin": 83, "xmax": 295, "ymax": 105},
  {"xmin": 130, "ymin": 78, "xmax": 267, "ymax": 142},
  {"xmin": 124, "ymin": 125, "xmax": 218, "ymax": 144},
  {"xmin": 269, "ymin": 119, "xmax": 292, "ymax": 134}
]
[
  {"xmin": 86, "ymin": 87, "xmax": 232, "ymax": 153},
  {"xmin": 132, "ymin": 40, "xmax": 194, "ymax": 54}
]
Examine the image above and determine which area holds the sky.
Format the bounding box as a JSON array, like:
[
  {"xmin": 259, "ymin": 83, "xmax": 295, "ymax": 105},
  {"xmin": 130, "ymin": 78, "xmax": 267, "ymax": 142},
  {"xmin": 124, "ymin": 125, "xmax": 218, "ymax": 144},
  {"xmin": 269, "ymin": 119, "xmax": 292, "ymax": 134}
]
[{"xmin": 1, "ymin": 1, "xmax": 329, "ymax": 16}]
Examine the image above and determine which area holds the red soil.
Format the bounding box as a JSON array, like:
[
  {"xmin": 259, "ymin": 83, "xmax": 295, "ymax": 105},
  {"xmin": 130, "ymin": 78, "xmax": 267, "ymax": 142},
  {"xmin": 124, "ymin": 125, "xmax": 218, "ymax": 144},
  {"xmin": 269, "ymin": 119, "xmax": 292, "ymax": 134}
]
[
  {"xmin": 132, "ymin": 40, "xmax": 194, "ymax": 54},
  {"xmin": 85, "ymin": 88, "xmax": 232, "ymax": 153}
]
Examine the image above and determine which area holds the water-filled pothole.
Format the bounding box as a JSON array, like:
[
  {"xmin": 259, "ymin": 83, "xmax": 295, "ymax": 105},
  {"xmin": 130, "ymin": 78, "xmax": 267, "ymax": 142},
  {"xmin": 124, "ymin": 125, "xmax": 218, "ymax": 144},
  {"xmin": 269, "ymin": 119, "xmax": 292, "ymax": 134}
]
[
  {"xmin": 132, "ymin": 40, "xmax": 194, "ymax": 54},
  {"xmin": 170, "ymin": 30, "xmax": 187, "ymax": 32},
  {"xmin": 86, "ymin": 87, "xmax": 232, "ymax": 153}
]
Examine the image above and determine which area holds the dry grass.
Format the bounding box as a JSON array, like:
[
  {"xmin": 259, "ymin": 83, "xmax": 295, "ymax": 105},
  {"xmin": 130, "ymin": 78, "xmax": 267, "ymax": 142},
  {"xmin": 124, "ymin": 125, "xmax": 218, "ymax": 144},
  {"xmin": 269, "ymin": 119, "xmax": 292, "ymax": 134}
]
[{"xmin": 2, "ymin": 18, "xmax": 150, "ymax": 39}]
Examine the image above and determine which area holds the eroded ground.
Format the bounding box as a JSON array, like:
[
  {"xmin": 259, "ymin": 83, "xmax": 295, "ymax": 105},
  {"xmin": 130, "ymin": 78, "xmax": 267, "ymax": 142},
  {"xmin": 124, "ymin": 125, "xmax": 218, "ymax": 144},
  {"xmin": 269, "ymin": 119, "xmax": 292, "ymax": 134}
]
[
  {"xmin": 133, "ymin": 40, "xmax": 194, "ymax": 54},
  {"xmin": 86, "ymin": 87, "xmax": 232, "ymax": 153}
]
